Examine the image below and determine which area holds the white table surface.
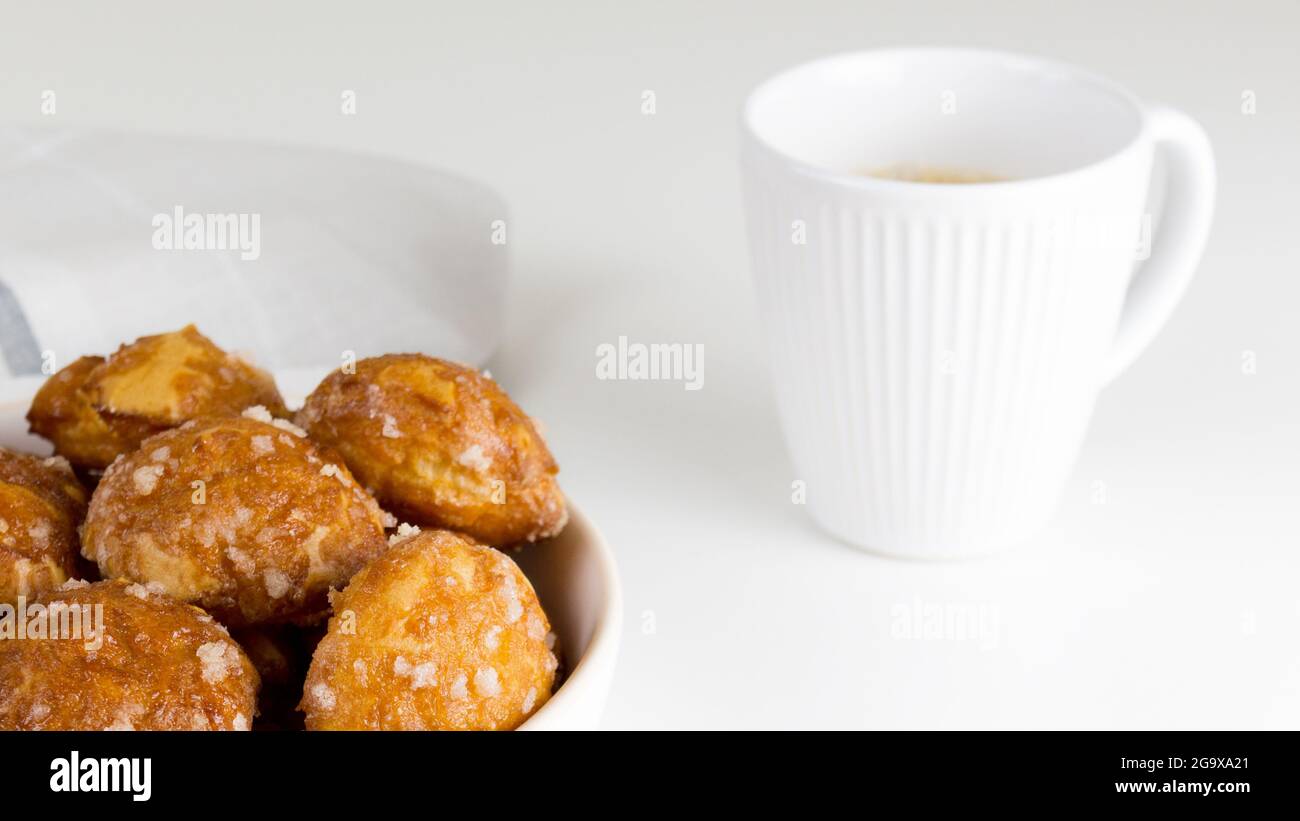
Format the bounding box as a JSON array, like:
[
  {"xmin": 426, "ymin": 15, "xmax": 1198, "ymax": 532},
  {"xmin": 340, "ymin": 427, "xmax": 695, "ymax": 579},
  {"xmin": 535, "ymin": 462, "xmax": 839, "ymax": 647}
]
[{"xmin": 2, "ymin": 0, "xmax": 1297, "ymax": 729}]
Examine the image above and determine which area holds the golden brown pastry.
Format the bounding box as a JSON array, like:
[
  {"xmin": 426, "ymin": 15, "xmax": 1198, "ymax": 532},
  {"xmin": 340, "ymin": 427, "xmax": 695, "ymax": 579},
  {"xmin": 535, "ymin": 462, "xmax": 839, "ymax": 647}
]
[
  {"xmin": 0, "ymin": 579, "xmax": 258, "ymax": 730},
  {"xmin": 27, "ymin": 325, "xmax": 287, "ymax": 471},
  {"xmin": 25, "ymin": 355, "xmax": 164, "ymax": 472},
  {"xmin": 296, "ymin": 354, "xmax": 566, "ymax": 546},
  {"xmin": 300, "ymin": 528, "xmax": 556, "ymax": 730},
  {"xmin": 0, "ymin": 447, "xmax": 86, "ymax": 605},
  {"xmin": 81, "ymin": 411, "xmax": 390, "ymax": 627}
]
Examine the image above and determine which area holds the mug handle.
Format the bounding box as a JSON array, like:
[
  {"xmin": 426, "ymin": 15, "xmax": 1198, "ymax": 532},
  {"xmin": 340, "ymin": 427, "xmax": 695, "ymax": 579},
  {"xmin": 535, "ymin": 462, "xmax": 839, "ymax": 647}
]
[{"xmin": 1101, "ymin": 105, "xmax": 1216, "ymax": 385}]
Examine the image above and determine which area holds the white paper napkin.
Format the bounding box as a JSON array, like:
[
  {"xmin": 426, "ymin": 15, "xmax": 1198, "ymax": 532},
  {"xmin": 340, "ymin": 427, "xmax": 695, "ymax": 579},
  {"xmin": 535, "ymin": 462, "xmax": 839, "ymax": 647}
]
[{"xmin": 0, "ymin": 125, "xmax": 509, "ymax": 380}]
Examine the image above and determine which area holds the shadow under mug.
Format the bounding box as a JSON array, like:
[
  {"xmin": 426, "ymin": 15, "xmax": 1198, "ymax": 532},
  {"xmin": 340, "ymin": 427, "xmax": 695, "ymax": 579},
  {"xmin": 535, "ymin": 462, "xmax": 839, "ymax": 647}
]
[{"xmin": 740, "ymin": 48, "xmax": 1215, "ymax": 558}]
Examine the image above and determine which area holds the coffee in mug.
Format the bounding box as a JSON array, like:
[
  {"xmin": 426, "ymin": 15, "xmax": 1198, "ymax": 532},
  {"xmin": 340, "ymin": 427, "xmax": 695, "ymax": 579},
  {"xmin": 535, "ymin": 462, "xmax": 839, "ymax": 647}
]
[{"xmin": 741, "ymin": 48, "xmax": 1215, "ymax": 557}]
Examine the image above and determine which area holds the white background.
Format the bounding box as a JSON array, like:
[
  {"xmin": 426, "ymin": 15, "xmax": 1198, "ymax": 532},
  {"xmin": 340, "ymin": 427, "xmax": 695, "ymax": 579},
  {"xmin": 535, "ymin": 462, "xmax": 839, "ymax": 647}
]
[{"xmin": 2, "ymin": 0, "xmax": 1297, "ymax": 728}]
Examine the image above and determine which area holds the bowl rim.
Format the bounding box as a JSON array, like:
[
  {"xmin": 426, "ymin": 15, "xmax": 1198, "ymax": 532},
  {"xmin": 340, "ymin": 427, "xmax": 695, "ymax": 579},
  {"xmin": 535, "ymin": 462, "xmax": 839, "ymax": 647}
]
[{"xmin": 518, "ymin": 501, "xmax": 623, "ymax": 730}]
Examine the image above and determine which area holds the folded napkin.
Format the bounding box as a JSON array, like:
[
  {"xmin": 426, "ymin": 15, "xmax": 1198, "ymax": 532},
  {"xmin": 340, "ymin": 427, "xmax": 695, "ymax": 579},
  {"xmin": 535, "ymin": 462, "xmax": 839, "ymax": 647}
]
[{"xmin": 0, "ymin": 125, "xmax": 509, "ymax": 381}]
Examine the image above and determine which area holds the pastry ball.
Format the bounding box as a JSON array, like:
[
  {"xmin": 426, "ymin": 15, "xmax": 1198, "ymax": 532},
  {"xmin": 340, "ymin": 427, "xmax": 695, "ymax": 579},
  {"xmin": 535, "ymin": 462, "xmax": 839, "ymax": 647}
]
[
  {"xmin": 0, "ymin": 579, "xmax": 258, "ymax": 730},
  {"xmin": 0, "ymin": 447, "xmax": 87, "ymax": 605},
  {"xmin": 26, "ymin": 355, "xmax": 164, "ymax": 472},
  {"xmin": 300, "ymin": 528, "xmax": 557, "ymax": 730},
  {"xmin": 27, "ymin": 325, "xmax": 288, "ymax": 471},
  {"xmin": 296, "ymin": 354, "xmax": 566, "ymax": 546},
  {"xmin": 81, "ymin": 410, "xmax": 390, "ymax": 627}
]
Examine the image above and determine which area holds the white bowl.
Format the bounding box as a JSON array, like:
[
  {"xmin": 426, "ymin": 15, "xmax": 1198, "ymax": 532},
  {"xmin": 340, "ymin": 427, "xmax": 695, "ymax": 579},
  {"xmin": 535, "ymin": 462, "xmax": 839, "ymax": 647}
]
[
  {"xmin": 512, "ymin": 503, "xmax": 622, "ymax": 729},
  {"xmin": 0, "ymin": 377, "xmax": 622, "ymax": 730}
]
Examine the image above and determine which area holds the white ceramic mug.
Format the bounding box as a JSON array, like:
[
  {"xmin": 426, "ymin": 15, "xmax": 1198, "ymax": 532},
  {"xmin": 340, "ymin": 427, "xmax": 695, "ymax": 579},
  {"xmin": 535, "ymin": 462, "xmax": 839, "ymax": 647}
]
[{"xmin": 741, "ymin": 48, "xmax": 1214, "ymax": 558}]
